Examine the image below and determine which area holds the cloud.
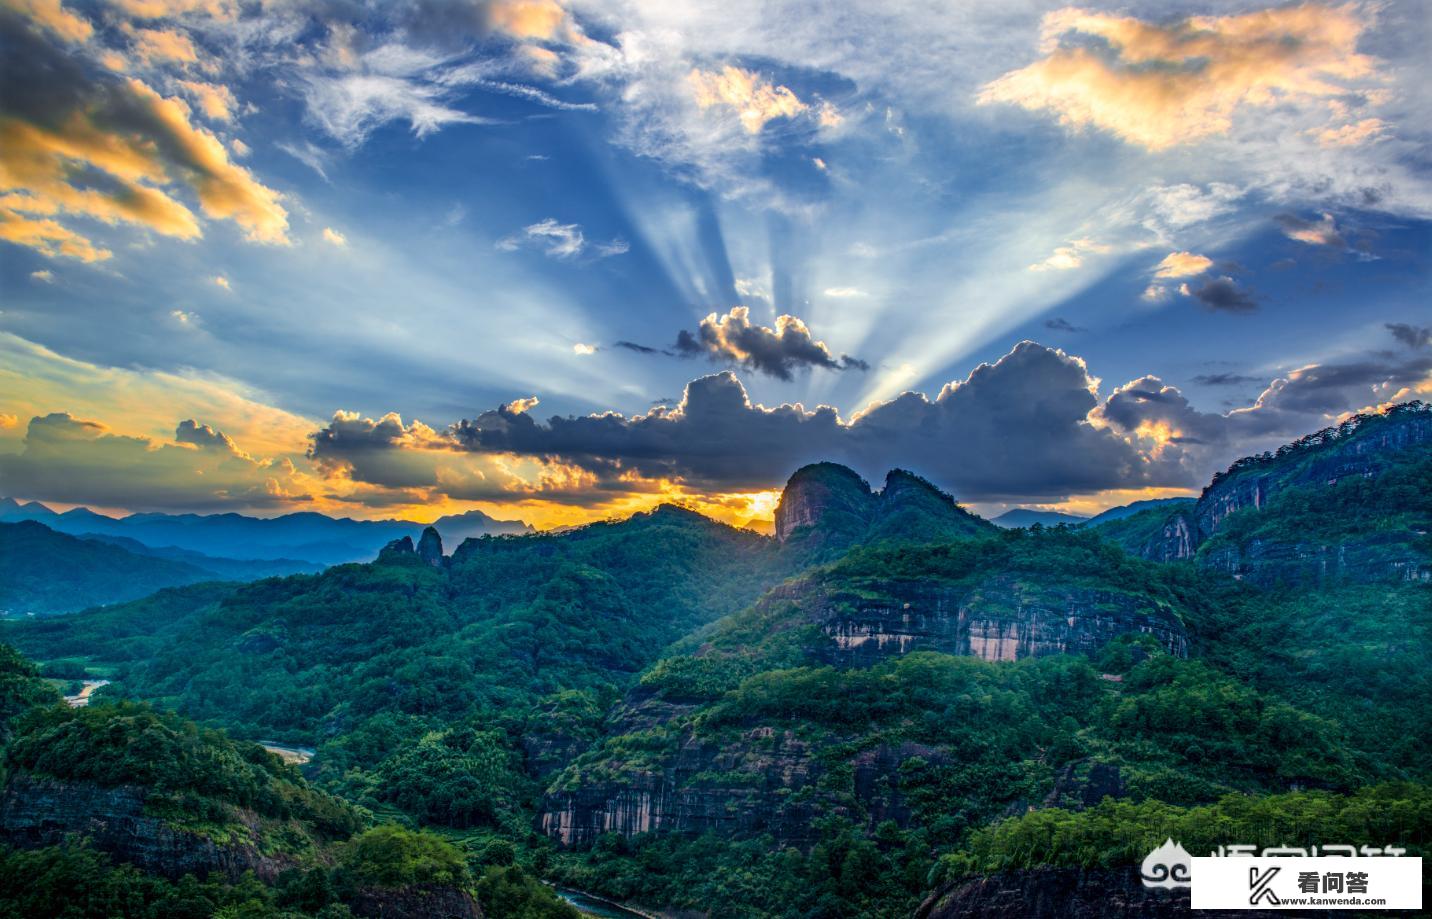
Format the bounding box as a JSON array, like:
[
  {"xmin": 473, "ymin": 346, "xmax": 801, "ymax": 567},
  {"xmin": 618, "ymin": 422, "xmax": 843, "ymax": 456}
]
[
  {"xmin": 688, "ymin": 65, "xmax": 807, "ymax": 134},
  {"xmin": 1141, "ymin": 284, "xmax": 1170, "ymax": 303},
  {"xmin": 673, "ymin": 307, "xmax": 866, "ymax": 381},
  {"xmin": 177, "ymin": 80, "xmax": 236, "ymax": 121},
  {"xmin": 322, "ymin": 226, "xmax": 347, "ymax": 246},
  {"xmin": 1181, "ymin": 275, "xmax": 1257, "ymax": 313},
  {"xmin": 1386, "ymin": 323, "xmax": 1430, "ymax": 349},
  {"xmin": 0, "ymin": 412, "xmax": 310, "ymax": 510},
  {"xmin": 1277, "ymin": 212, "xmax": 1346, "ymax": 248},
  {"xmin": 0, "ymin": 12, "xmax": 289, "ymax": 259},
  {"xmin": 1043, "ymin": 317, "xmax": 1085, "ymax": 333},
  {"xmin": 1153, "ymin": 251, "xmax": 1213, "ymax": 279},
  {"xmin": 979, "ymin": 4, "xmax": 1377, "ymax": 151},
  {"xmin": 0, "ymin": 413, "xmax": 17, "ymax": 429},
  {"xmin": 1028, "ymin": 237, "xmax": 1110, "ymax": 272},
  {"xmin": 613, "ymin": 340, "xmax": 663, "ymax": 355},
  {"xmin": 823, "ymin": 287, "xmax": 867, "ymax": 298},
  {"xmin": 6, "ymin": 0, "xmax": 92, "ymax": 42},
  {"xmin": 1316, "ymin": 116, "xmax": 1386, "ymax": 147},
  {"xmin": 1191, "ymin": 372, "xmax": 1262, "ymax": 386},
  {"xmin": 124, "ymin": 25, "xmax": 199, "ymax": 66},
  {"xmin": 213, "ymin": 274, "xmax": 230, "ymax": 289},
  {"xmin": 572, "ymin": 343, "xmax": 597, "ymax": 355},
  {"xmin": 496, "ymin": 217, "xmax": 628, "ymax": 259},
  {"xmin": 29, "ymin": 268, "xmax": 53, "ymax": 282}
]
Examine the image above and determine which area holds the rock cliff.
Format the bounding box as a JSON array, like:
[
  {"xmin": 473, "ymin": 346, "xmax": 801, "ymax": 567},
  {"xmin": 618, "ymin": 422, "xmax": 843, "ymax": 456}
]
[{"xmin": 774, "ymin": 464, "xmax": 994, "ymax": 556}]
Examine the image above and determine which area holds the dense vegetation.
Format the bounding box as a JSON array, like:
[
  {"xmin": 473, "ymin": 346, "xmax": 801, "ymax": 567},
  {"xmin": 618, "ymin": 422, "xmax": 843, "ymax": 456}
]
[
  {"xmin": 0, "ymin": 405, "xmax": 1428, "ymax": 917},
  {"xmin": 0, "ymin": 521, "xmax": 218, "ymax": 616}
]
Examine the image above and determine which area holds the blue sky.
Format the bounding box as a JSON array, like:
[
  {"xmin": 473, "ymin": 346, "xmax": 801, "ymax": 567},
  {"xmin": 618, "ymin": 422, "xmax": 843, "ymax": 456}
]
[{"xmin": 1, "ymin": 0, "xmax": 1429, "ymax": 528}]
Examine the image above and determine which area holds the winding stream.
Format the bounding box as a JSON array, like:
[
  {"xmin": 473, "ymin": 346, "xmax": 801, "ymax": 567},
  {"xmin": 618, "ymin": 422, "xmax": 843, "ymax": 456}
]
[{"xmin": 555, "ymin": 887, "xmax": 656, "ymax": 918}]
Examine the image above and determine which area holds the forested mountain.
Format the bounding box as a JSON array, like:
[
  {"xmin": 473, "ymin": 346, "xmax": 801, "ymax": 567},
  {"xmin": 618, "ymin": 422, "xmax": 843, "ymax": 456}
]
[
  {"xmin": 0, "ymin": 404, "xmax": 1428, "ymax": 918},
  {"xmin": 0, "ymin": 521, "xmax": 218, "ymax": 616}
]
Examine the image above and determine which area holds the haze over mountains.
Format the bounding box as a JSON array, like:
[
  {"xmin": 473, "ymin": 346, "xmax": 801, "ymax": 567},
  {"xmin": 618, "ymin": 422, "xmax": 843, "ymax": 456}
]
[{"xmin": 0, "ymin": 497, "xmax": 531, "ymax": 566}]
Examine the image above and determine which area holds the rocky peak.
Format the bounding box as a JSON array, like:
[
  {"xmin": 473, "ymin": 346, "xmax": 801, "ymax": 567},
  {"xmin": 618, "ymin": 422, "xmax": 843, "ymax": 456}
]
[
  {"xmin": 416, "ymin": 526, "xmax": 444, "ymax": 566},
  {"xmin": 377, "ymin": 535, "xmax": 414, "ymax": 561},
  {"xmin": 774, "ymin": 463, "xmax": 875, "ymax": 544}
]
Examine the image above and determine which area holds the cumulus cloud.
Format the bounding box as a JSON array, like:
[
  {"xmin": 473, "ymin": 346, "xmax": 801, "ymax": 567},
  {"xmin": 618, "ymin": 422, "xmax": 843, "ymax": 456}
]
[
  {"xmin": 1153, "ymin": 251, "xmax": 1213, "ymax": 279},
  {"xmin": 177, "ymin": 79, "xmax": 236, "ymax": 121},
  {"xmin": 673, "ymin": 307, "xmax": 866, "ymax": 381},
  {"xmin": 322, "ymin": 226, "xmax": 347, "ymax": 246},
  {"xmin": 0, "ymin": 11, "xmax": 288, "ymax": 260},
  {"xmin": 496, "ymin": 217, "xmax": 628, "ymax": 259},
  {"xmin": 979, "ymin": 4, "xmax": 1377, "ymax": 151}
]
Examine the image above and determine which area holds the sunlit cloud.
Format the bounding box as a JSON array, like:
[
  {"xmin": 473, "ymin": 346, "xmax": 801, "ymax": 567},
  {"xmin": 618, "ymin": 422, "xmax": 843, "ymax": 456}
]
[
  {"xmin": 980, "ymin": 4, "xmax": 1379, "ymax": 151},
  {"xmin": 689, "ymin": 65, "xmax": 807, "ymax": 134},
  {"xmin": 1028, "ymin": 237, "xmax": 1110, "ymax": 272},
  {"xmin": 1153, "ymin": 251, "xmax": 1212, "ymax": 279},
  {"xmin": 322, "ymin": 226, "xmax": 347, "ymax": 247},
  {"xmin": 177, "ymin": 79, "xmax": 236, "ymax": 121},
  {"xmin": 496, "ymin": 218, "xmax": 628, "ymax": 259}
]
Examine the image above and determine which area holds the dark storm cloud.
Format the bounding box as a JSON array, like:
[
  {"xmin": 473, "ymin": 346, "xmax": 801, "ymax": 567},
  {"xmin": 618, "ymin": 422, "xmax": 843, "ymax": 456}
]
[
  {"xmin": 1386, "ymin": 323, "xmax": 1431, "ymax": 349},
  {"xmin": 673, "ymin": 307, "xmax": 867, "ymax": 381},
  {"xmin": 312, "ymin": 342, "xmax": 1163, "ymax": 501},
  {"xmin": 613, "ymin": 340, "xmax": 668, "ymax": 355},
  {"xmin": 1043, "ymin": 318, "xmax": 1085, "ymax": 333},
  {"xmin": 1187, "ymin": 276, "xmax": 1257, "ymax": 312}
]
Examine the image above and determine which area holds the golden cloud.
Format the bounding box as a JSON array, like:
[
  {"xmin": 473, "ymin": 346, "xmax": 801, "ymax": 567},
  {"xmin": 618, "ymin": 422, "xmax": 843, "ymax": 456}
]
[
  {"xmin": 487, "ymin": 0, "xmax": 567, "ymax": 41},
  {"xmin": 322, "ymin": 226, "xmax": 347, "ymax": 246},
  {"xmin": 1316, "ymin": 116, "xmax": 1386, "ymax": 147},
  {"xmin": 1153, "ymin": 250, "xmax": 1213, "ymax": 278},
  {"xmin": 177, "ymin": 79, "xmax": 236, "ymax": 121},
  {"xmin": 689, "ymin": 66, "xmax": 808, "ymax": 134},
  {"xmin": 125, "ymin": 24, "xmax": 198, "ymax": 65},
  {"xmin": 4, "ymin": 0, "xmax": 92, "ymax": 42},
  {"xmin": 0, "ymin": 207, "xmax": 112, "ymax": 261},
  {"xmin": 979, "ymin": 4, "xmax": 1376, "ymax": 150},
  {"xmin": 113, "ymin": 0, "xmax": 237, "ymax": 19}
]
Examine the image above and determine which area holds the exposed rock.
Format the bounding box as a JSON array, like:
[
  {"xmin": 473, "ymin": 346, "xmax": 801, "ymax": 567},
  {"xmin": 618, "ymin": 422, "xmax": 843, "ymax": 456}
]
[
  {"xmin": 774, "ymin": 464, "xmax": 992, "ymax": 554},
  {"xmin": 377, "ymin": 535, "xmax": 415, "ymax": 561},
  {"xmin": 0, "ymin": 773, "xmax": 297, "ymax": 882},
  {"xmin": 417, "ymin": 526, "xmax": 445, "ymax": 567},
  {"xmin": 916, "ymin": 866, "xmax": 1325, "ymax": 919},
  {"xmin": 346, "ymin": 883, "xmax": 483, "ymax": 919},
  {"xmin": 766, "ymin": 574, "xmax": 1187, "ymax": 668}
]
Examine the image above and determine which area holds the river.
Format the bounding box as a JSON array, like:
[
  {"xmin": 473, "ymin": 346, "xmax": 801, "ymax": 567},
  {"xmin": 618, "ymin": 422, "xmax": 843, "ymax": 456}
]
[
  {"xmin": 63, "ymin": 679, "xmax": 110, "ymax": 707},
  {"xmin": 555, "ymin": 886, "xmax": 657, "ymax": 918}
]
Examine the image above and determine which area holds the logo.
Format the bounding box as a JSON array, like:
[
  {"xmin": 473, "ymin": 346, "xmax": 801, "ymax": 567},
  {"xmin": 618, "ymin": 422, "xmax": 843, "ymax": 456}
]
[
  {"xmin": 1249, "ymin": 865, "xmax": 1281, "ymax": 906},
  {"xmin": 1141, "ymin": 838, "xmax": 1192, "ymax": 889}
]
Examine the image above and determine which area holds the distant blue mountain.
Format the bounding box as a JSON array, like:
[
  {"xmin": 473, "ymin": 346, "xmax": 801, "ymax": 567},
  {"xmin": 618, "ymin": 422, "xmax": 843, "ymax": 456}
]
[
  {"xmin": 1084, "ymin": 497, "xmax": 1196, "ymax": 527},
  {"xmin": 0, "ymin": 497, "xmax": 531, "ymax": 566},
  {"xmin": 989, "ymin": 508, "xmax": 1090, "ymax": 528}
]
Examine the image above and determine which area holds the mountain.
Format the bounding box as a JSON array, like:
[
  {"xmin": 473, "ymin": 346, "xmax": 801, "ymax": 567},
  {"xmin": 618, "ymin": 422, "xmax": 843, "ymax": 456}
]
[
  {"xmin": 775, "ymin": 464, "xmax": 994, "ymax": 558},
  {"xmin": 0, "ymin": 521, "xmax": 219, "ymax": 616},
  {"xmin": 1, "ymin": 406, "xmax": 1428, "ymax": 918},
  {"xmin": 989, "ymin": 508, "xmax": 1089, "ymax": 528},
  {"xmin": 0, "ymin": 499, "xmax": 532, "ymax": 566},
  {"xmin": 76, "ymin": 532, "xmax": 323, "ymax": 580},
  {"xmin": 1082, "ymin": 497, "xmax": 1194, "ymax": 527},
  {"xmin": 1095, "ymin": 402, "xmax": 1432, "ymax": 585}
]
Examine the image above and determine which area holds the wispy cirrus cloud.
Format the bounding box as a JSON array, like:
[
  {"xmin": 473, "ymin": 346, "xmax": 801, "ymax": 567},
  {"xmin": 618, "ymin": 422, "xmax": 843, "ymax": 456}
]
[{"xmin": 496, "ymin": 218, "xmax": 628, "ymax": 259}]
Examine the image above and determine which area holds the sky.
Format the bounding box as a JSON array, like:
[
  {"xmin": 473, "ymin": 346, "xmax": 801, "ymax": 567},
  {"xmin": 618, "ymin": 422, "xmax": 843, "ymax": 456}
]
[{"xmin": 1, "ymin": 0, "xmax": 1429, "ymax": 531}]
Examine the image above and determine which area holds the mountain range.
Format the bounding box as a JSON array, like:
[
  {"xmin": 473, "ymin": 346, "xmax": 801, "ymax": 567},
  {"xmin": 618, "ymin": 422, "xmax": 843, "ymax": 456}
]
[
  {"xmin": 0, "ymin": 401, "xmax": 1428, "ymax": 918},
  {"xmin": 0, "ymin": 498, "xmax": 532, "ymax": 566}
]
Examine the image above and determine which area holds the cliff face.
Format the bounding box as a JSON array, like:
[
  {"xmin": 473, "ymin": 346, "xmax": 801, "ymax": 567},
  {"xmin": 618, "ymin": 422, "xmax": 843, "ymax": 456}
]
[
  {"xmin": 807, "ymin": 575, "xmax": 1187, "ymax": 667},
  {"xmin": 347, "ymin": 884, "xmax": 483, "ymax": 919},
  {"xmin": 773, "ymin": 463, "xmax": 876, "ymax": 546},
  {"xmin": 0, "ymin": 773, "xmax": 298, "ymax": 882},
  {"xmin": 1109, "ymin": 405, "xmax": 1432, "ymax": 584},
  {"xmin": 540, "ymin": 718, "xmax": 944, "ymax": 848}
]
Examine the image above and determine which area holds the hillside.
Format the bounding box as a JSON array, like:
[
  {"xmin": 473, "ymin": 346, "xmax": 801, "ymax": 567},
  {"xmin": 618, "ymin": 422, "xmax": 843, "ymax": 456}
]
[
  {"xmin": 1, "ymin": 405, "xmax": 1428, "ymax": 918},
  {"xmin": 0, "ymin": 521, "xmax": 219, "ymax": 616},
  {"xmin": 989, "ymin": 508, "xmax": 1088, "ymax": 528}
]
